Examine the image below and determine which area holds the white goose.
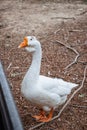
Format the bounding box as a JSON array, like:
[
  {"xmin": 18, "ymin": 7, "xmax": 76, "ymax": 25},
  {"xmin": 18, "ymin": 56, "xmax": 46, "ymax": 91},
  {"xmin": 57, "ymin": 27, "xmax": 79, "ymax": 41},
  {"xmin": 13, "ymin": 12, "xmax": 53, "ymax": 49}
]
[{"xmin": 18, "ymin": 36, "xmax": 78, "ymax": 122}]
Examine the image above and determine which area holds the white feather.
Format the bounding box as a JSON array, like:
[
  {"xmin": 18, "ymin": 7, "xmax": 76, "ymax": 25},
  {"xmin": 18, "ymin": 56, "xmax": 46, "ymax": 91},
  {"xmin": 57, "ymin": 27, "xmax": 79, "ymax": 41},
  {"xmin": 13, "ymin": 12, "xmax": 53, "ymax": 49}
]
[{"xmin": 21, "ymin": 36, "xmax": 78, "ymax": 112}]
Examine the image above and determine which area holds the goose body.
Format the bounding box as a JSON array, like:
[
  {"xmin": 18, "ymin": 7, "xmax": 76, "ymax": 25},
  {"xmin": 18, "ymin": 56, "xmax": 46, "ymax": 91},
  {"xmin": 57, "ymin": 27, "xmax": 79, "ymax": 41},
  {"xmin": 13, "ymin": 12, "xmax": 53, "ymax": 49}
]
[{"xmin": 19, "ymin": 36, "xmax": 78, "ymax": 122}]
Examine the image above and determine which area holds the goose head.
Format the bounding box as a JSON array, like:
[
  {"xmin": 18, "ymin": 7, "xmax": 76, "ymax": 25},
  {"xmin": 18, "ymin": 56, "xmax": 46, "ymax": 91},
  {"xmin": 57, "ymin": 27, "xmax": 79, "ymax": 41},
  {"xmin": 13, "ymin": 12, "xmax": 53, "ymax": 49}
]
[{"xmin": 18, "ymin": 36, "xmax": 40, "ymax": 53}]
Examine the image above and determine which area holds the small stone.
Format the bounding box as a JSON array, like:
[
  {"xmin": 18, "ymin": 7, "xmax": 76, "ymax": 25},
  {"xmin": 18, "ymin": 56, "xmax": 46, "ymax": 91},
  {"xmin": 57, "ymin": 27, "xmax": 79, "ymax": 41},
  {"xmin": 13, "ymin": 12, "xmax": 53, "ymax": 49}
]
[{"xmin": 6, "ymin": 35, "xmax": 11, "ymax": 38}]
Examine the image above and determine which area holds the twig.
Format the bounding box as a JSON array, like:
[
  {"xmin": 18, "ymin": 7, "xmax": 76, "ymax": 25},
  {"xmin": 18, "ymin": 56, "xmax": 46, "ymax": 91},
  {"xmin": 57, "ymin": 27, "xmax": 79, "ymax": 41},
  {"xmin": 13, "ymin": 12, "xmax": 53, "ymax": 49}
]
[
  {"xmin": 54, "ymin": 29, "xmax": 61, "ymax": 34},
  {"xmin": 10, "ymin": 72, "xmax": 25, "ymax": 77},
  {"xmin": 51, "ymin": 17, "xmax": 75, "ymax": 20},
  {"xmin": 77, "ymin": 10, "xmax": 87, "ymax": 15},
  {"xmin": 29, "ymin": 122, "xmax": 44, "ymax": 130},
  {"xmin": 11, "ymin": 66, "xmax": 19, "ymax": 69},
  {"xmin": 70, "ymin": 104, "xmax": 87, "ymax": 109},
  {"xmin": 29, "ymin": 66, "xmax": 87, "ymax": 130},
  {"xmin": 7, "ymin": 62, "xmax": 12, "ymax": 70},
  {"xmin": 69, "ymin": 29, "xmax": 83, "ymax": 32},
  {"xmin": 55, "ymin": 40, "xmax": 80, "ymax": 70}
]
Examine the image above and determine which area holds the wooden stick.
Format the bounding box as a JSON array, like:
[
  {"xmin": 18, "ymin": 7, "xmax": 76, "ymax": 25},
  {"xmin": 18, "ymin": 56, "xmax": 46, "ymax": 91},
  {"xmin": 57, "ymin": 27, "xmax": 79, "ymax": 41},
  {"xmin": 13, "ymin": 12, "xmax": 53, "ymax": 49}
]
[
  {"xmin": 51, "ymin": 17, "xmax": 75, "ymax": 20},
  {"xmin": 55, "ymin": 40, "xmax": 80, "ymax": 70},
  {"xmin": 7, "ymin": 62, "xmax": 12, "ymax": 70}
]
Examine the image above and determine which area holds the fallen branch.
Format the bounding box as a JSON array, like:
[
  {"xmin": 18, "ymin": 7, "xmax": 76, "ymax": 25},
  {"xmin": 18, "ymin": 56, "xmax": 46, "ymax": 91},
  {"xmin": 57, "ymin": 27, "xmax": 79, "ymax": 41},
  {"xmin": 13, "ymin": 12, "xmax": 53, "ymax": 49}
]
[
  {"xmin": 29, "ymin": 66, "xmax": 87, "ymax": 130},
  {"xmin": 55, "ymin": 40, "xmax": 80, "ymax": 70},
  {"xmin": 51, "ymin": 17, "xmax": 75, "ymax": 20}
]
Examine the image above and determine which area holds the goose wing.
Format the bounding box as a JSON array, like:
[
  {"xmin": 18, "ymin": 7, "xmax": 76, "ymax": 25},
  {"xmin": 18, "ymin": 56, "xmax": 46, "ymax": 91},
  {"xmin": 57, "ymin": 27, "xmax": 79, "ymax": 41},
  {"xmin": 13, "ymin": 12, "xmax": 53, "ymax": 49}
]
[{"xmin": 39, "ymin": 75, "xmax": 78, "ymax": 96}]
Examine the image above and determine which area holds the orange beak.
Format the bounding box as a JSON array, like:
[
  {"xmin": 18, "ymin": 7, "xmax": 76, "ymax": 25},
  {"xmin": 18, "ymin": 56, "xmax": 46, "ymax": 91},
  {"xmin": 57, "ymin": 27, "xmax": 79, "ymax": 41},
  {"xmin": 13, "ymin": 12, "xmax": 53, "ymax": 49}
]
[{"xmin": 18, "ymin": 37, "xmax": 28, "ymax": 48}]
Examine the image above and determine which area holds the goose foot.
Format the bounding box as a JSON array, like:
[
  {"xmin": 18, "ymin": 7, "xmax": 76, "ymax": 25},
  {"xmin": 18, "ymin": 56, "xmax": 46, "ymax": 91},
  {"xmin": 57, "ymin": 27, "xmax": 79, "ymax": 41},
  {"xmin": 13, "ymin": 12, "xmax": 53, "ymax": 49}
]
[
  {"xmin": 38, "ymin": 108, "xmax": 54, "ymax": 122},
  {"xmin": 32, "ymin": 109, "xmax": 46, "ymax": 121}
]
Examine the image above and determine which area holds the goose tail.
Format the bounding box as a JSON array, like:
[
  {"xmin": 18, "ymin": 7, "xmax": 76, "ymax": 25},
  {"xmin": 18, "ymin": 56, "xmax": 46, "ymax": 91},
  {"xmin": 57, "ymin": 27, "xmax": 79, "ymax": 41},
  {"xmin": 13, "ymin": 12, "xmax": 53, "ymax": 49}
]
[{"xmin": 68, "ymin": 82, "xmax": 78, "ymax": 89}]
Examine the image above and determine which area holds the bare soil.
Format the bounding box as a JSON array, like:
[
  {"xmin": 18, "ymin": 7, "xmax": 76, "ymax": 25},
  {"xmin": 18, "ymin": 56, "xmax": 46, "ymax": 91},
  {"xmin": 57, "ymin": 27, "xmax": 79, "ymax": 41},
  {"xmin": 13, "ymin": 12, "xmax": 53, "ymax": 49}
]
[{"xmin": 0, "ymin": 0, "xmax": 87, "ymax": 130}]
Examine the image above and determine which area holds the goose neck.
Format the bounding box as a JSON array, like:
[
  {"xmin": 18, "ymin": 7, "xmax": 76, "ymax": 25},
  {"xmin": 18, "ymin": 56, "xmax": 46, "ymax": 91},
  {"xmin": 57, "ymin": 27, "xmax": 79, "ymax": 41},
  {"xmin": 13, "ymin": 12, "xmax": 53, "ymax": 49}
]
[{"xmin": 27, "ymin": 45, "xmax": 42, "ymax": 79}]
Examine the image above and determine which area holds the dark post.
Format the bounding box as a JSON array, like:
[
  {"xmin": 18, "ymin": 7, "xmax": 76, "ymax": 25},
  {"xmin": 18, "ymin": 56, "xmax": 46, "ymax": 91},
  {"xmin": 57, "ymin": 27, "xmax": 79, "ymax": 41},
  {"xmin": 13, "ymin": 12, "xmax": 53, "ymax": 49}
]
[{"xmin": 0, "ymin": 62, "xmax": 24, "ymax": 130}]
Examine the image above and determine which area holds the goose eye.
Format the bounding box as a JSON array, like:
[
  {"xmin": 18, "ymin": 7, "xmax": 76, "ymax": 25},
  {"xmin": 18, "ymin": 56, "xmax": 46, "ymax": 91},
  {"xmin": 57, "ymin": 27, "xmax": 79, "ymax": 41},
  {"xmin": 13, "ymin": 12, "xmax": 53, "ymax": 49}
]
[{"xmin": 30, "ymin": 38, "xmax": 33, "ymax": 41}]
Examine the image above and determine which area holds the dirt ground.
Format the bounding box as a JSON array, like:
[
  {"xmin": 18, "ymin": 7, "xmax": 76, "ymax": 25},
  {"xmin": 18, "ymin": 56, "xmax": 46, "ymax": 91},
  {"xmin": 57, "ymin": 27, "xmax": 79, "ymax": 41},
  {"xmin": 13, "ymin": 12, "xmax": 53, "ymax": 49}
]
[{"xmin": 0, "ymin": 0, "xmax": 87, "ymax": 130}]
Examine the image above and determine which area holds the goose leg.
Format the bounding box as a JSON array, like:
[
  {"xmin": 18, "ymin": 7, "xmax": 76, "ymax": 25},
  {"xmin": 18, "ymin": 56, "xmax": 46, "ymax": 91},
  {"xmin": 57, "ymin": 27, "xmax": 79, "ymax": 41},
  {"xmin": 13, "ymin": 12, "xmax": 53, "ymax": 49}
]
[
  {"xmin": 39, "ymin": 108, "xmax": 54, "ymax": 122},
  {"xmin": 32, "ymin": 109, "xmax": 46, "ymax": 120}
]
